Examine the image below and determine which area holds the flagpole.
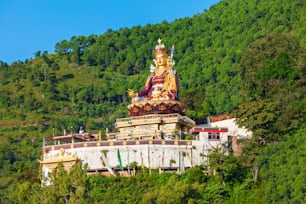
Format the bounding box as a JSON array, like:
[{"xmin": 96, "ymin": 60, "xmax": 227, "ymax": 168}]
[
  {"xmin": 148, "ymin": 145, "xmax": 151, "ymax": 175},
  {"xmin": 141, "ymin": 151, "xmax": 144, "ymax": 173},
  {"xmin": 178, "ymin": 148, "xmax": 181, "ymax": 174},
  {"xmin": 127, "ymin": 147, "xmax": 130, "ymax": 175}
]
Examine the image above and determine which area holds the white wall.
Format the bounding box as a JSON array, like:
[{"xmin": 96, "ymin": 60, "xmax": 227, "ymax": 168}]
[
  {"xmin": 210, "ymin": 118, "xmax": 252, "ymax": 139},
  {"xmin": 41, "ymin": 141, "xmax": 214, "ymax": 178}
]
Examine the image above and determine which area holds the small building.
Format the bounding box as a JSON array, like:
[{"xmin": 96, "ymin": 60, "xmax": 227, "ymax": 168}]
[
  {"xmin": 190, "ymin": 115, "xmax": 252, "ymax": 156},
  {"xmin": 209, "ymin": 115, "xmax": 252, "ymax": 140}
]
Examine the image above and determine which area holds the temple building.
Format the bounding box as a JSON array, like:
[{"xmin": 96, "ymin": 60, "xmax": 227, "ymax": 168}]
[{"xmin": 40, "ymin": 39, "xmax": 251, "ymax": 184}]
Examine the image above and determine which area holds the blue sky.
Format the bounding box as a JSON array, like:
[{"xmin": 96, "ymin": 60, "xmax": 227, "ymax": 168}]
[{"xmin": 0, "ymin": 0, "xmax": 219, "ymax": 64}]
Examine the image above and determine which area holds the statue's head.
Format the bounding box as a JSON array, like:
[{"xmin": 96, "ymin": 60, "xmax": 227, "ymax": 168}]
[{"xmin": 154, "ymin": 39, "xmax": 168, "ymax": 67}]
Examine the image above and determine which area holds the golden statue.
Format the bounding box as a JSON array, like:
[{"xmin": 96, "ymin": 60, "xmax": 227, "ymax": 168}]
[{"xmin": 128, "ymin": 39, "xmax": 179, "ymax": 102}]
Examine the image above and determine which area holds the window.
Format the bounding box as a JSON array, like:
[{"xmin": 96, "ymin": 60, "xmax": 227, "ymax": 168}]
[{"xmin": 208, "ymin": 132, "xmax": 220, "ymax": 140}]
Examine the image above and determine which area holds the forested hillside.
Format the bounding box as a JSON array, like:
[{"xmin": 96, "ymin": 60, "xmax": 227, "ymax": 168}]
[{"xmin": 0, "ymin": 0, "xmax": 305, "ymax": 203}]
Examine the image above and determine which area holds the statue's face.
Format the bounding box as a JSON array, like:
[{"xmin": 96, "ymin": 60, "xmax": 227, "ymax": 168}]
[{"xmin": 156, "ymin": 54, "xmax": 167, "ymax": 67}]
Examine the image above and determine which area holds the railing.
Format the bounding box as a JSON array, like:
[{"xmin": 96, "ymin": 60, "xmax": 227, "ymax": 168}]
[
  {"xmin": 115, "ymin": 113, "xmax": 187, "ymax": 128},
  {"xmin": 116, "ymin": 113, "xmax": 181, "ymax": 122},
  {"xmin": 42, "ymin": 139, "xmax": 193, "ymax": 152}
]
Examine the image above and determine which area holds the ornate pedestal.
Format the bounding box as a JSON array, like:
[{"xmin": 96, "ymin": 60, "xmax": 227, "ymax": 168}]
[
  {"xmin": 106, "ymin": 100, "xmax": 194, "ymax": 141},
  {"xmin": 127, "ymin": 100, "xmax": 186, "ymax": 116}
]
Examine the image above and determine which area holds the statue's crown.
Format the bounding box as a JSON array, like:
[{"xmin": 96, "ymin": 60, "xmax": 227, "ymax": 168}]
[{"xmin": 154, "ymin": 38, "xmax": 168, "ymax": 57}]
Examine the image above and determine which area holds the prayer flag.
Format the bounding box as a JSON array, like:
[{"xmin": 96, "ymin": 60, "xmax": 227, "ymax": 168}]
[{"xmin": 117, "ymin": 149, "xmax": 123, "ymax": 170}]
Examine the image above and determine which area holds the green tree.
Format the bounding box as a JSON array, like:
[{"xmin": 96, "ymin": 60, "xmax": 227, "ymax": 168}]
[{"xmin": 236, "ymin": 34, "xmax": 305, "ymax": 141}]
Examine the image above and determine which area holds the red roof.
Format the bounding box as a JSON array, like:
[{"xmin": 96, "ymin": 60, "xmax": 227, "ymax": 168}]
[
  {"xmin": 191, "ymin": 127, "xmax": 228, "ymax": 133},
  {"xmin": 209, "ymin": 115, "xmax": 231, "ymax": 122}
]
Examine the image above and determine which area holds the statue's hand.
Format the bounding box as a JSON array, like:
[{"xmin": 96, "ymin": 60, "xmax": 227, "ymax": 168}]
[{"xmin": 128, "ymin": 89, "xmax": 136, "ymax": 98}]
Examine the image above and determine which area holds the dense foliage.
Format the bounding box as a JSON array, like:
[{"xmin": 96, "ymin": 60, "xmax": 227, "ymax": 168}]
[
  {"xmin": 236, "ymin": 34, "xmax": 305, "ymax": 141},
  {"xmin": 5, "ymin": 128, "xmax": 306, "ymax": 204},
  {"xmin": 0, "ymin": 0, "xmax": 305, "ymax": 203}
]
